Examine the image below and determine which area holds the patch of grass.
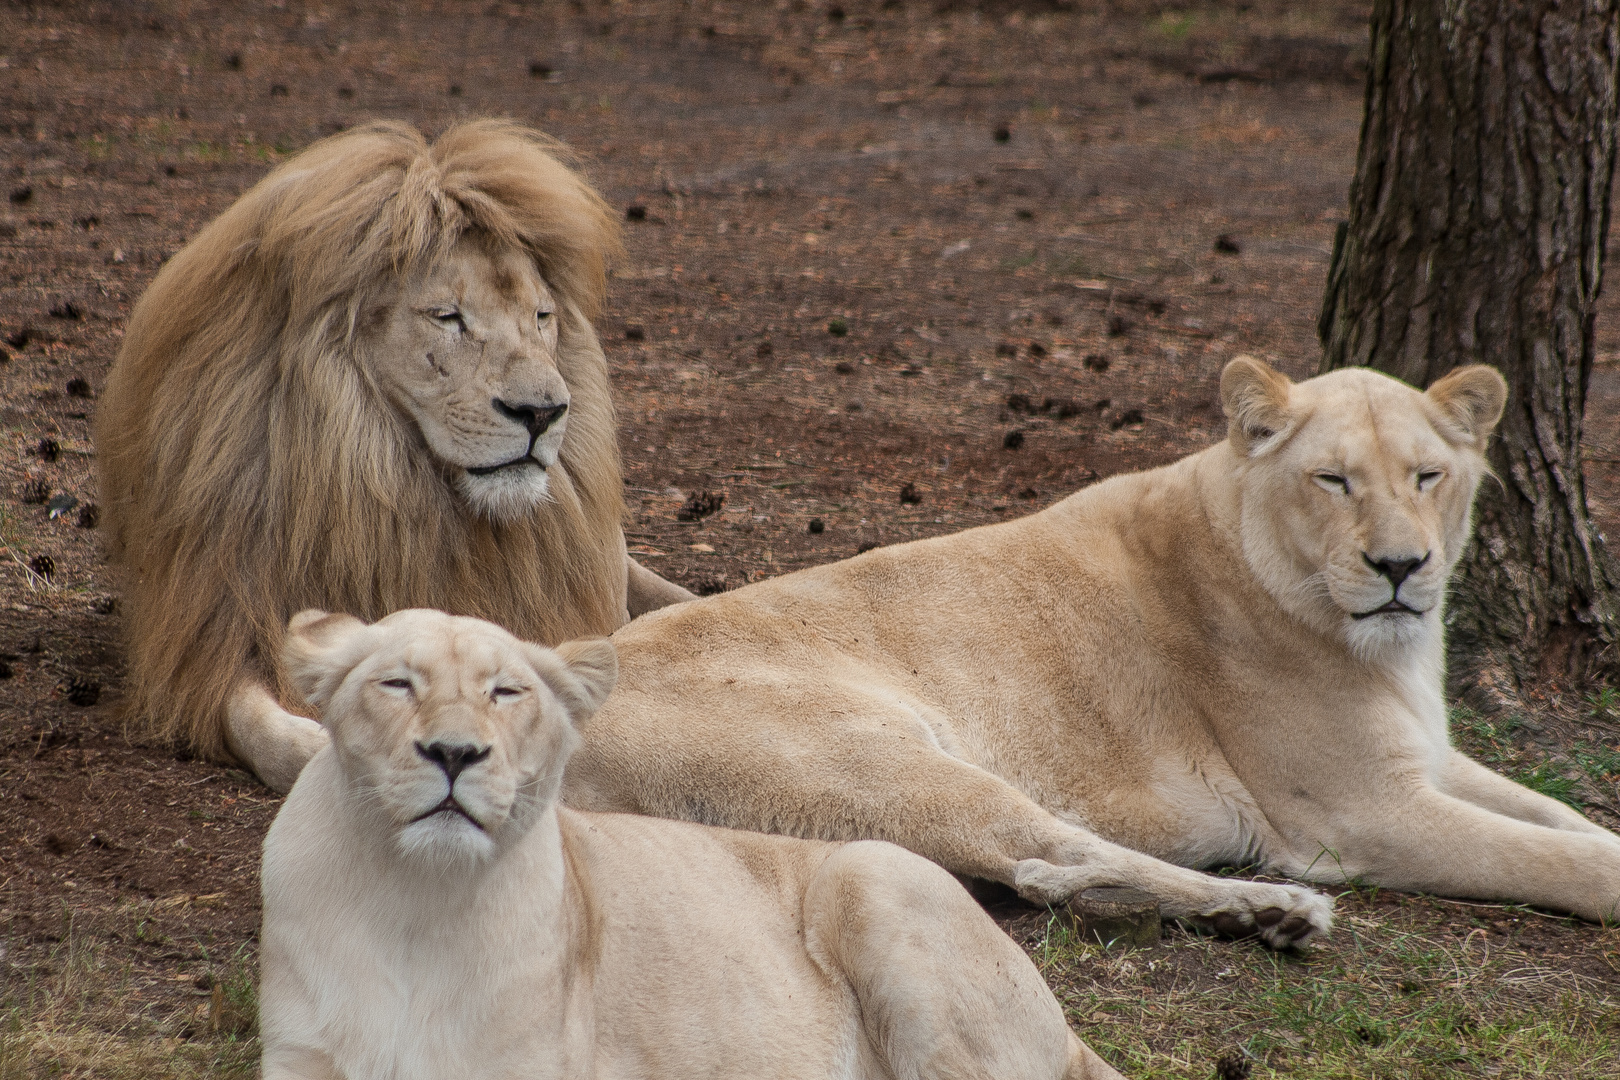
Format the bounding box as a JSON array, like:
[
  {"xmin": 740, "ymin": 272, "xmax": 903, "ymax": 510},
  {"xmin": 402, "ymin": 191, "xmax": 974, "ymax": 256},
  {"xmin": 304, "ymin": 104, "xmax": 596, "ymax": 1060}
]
[
  {"xmin": 1033, "ymin": 898, "xmax": 1620, "ymax": 1079},
  {"xmin": 1153, "ymin": 12, "xmax": 1197, "ymax": 42},
  {"xmin": 1585, "ymin": 686, "xmax": 1620, "ymax": 722},
  {"xmin": 1574, "ymin": 742, "xmax": 1620, "ymax": 785},
  {"xmin": 0, "ymin": 909, "xmax": 258, "ymax": 1079},
  {"xmin": 1451, "ymin": 706, "xmax": 1615, "ymax": 811},
  {"xmin": 1511, "ymin": 762, "xmax": 1585, "ymax": 809},
  {"xmin": 1048, "ymin": 253, "xmax": 1092, "ymax": 278},
  {"xmin": 73, "ymin": 124, "xmax": 288, "ymax": 168}
]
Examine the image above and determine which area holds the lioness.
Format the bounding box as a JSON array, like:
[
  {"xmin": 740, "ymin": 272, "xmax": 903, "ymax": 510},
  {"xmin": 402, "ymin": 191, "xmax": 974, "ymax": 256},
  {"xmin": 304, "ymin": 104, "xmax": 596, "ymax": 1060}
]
[
  {"xmin": 261, "ymin": 609, "xmax": 1123, "ymax": 1080},
  {"xmin": 562, "ymin": 358, "xmax": 1620, "ymax": 937}
]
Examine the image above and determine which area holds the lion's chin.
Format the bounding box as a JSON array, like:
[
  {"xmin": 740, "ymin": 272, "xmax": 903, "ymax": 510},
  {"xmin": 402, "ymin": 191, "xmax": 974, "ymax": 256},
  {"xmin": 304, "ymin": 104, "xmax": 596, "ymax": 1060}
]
[
  {"xmin": 1343, "ymin": 607, "xmax": 1433, "ymax": 662},
  {"xmin": 456, "ymin": 466, "xmax": 554, "ymax": 525},
  {"xmin": 396, "ymin": 812, "xmax": 498, "ymax": 867}
]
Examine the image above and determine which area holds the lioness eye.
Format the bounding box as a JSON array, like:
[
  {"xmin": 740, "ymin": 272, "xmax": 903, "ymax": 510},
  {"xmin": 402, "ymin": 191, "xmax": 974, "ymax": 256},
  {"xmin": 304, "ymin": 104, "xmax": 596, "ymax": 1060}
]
[
  {"xmin": 536, "ymin": 310, "xmax": 553, "ymax": 325},
  {"xmin": 492, "ymin": 686, "xmax": 523, "ymax": 700},
  {"xmin": 1315, "ymin": 472, "xmax": 1350, "ymax": 493},
  {"xmin": 1417, "ymin": 470, "xmax": 1443, "ymax": 490},
  {"xmin": 380, "ymin": 678, "xmax": 413, "ymax": 691}
]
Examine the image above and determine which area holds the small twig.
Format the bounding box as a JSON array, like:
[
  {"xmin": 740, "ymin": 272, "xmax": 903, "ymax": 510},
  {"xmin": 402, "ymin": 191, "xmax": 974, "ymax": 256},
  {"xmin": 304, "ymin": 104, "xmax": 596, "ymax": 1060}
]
[
  {"xmin": 1, "ymin": 545, "xmax": 49, "ymax": 592},
  {"xmin": 1417, "ymin": 895, "xmax": 1582, "ymax": 922}
]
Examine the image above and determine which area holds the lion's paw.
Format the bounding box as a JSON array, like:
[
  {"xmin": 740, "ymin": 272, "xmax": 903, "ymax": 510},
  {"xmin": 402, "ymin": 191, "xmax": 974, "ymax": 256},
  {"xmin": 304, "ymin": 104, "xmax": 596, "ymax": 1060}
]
[{"xmin": 1189, "ymin": 883, "xmax": 1334, "ymax": 948}]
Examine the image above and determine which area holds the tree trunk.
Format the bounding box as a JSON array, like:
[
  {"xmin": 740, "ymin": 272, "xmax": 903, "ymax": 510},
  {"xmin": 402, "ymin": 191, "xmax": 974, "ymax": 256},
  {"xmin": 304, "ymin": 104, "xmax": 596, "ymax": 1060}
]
[{"xmin": 1318, "ymin": 0, "xmax": 1620, "ymax": 695}]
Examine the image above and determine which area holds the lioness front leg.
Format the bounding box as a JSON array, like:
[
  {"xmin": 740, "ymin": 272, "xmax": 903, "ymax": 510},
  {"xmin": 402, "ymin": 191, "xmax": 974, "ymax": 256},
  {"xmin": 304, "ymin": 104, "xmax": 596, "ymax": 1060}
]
[
  {"xmin": 1288, "ymin": 785, "xmax": 1620, "ymax": 924},
  {"xmin": 1439, "ymin": 751, "xmax": 1617, "ymax": 837}
]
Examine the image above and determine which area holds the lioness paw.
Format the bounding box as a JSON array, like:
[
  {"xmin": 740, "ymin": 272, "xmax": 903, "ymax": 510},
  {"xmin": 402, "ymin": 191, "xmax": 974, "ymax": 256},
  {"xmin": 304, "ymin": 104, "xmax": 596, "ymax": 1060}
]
[{"xmin": 1189, "ymin": 884, "xmax": 1333, "ymax": 948}]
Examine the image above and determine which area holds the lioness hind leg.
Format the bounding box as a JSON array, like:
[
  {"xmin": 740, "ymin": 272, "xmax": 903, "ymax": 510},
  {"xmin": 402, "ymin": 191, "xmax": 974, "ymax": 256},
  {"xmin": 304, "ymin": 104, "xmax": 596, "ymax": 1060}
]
[
  {"xmin": 804, "ymin": 841, "xmax": 1123, "ymax": 1080},
  {"xmin": 1067, "ymin": 1034, "xmax": 1126, "ymax": 1080},
  {"xmin": 571, "ymin": 689, "xmax": 1331, "ymax": 947}
]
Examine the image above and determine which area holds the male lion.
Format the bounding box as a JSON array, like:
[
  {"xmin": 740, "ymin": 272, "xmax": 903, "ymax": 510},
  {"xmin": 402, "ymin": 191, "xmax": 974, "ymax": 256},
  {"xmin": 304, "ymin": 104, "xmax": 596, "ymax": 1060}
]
[
  {"xmin": 96, "ymin": 120, "xmax": 691, "ymax": 793},
  {"xmin": 561, "ymin": 358, "xmax": 1620, "ymax": 939},
  {"xmin": 260, "ymin": 609, "xmax": 1124, "ymax": 1080}
]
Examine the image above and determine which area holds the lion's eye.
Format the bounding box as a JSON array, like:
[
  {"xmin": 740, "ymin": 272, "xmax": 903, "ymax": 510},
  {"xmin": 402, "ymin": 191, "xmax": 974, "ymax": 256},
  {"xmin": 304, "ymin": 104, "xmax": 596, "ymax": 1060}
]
[
  {"xmin": 491, "ymin": 686, "xmax": 524, "ymax": 700},
  {"xmin": 379, "ymin": 677, "xmax": 413, "ymax": 692},
  {"xmin": 536, "ymin": 310, "xmax": 553, "ymax": 324},
  {"xmin": 1417, "ymin": 470, "xmax": 1443, "ymax": 491},
  {"xmin": 1314, "ymin": 472, "xmax": 1351, "ymax": 494},
  {"xmin": 429, "ymin": 309, "xmax": 465, "ymax": 332}
]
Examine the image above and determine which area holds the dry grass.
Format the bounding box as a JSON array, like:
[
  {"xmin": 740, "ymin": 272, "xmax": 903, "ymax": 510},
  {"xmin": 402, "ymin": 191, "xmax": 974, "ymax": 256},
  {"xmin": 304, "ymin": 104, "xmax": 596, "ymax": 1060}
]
[
  {"xmin": 1037, "ymin": 893, "xmax": 1620, "ymax": 1079},
  {"xmin": 0, "ymin": 905, "xmax": 257, "ymax": 1080},
  {"xmin": 13, "ymin": 891, "xmax": 1613, "ymax": 1079}
]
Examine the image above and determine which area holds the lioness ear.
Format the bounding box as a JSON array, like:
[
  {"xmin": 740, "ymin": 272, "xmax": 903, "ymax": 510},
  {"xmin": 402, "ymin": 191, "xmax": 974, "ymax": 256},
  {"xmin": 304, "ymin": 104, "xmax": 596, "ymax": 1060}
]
[
  {"xmin": 1220, "ymin": 355, "xmax": 1294, "ymax": 454},
  {"xmin": 1426, "ymin": 365, "xmax": 1507, "ymax": 449},
  {"xmin": 281, "ymin": 609, "xmax": 371, "ymax": 710},
  {"xmin": 542, "ymin": 638, "xmax": 619, "ymax": 727}
]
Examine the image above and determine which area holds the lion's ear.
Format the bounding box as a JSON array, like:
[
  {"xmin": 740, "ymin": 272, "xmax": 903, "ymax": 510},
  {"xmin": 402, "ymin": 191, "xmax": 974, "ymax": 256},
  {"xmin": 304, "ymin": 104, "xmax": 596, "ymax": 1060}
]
[
  {"xmin": 1220, "ymin": 355, "xmax": 1294, "ymax": 454},
  {"xmin": 281, "ymin": 609, "xmax": 371, "ymax": 710},
  {"xmin": 541, "ymin": 638, "xmax": 619, "ymax": 727},
  {"xmin": 1427, "ymin": 365, "xmax": 1507, "ymax": 449}
]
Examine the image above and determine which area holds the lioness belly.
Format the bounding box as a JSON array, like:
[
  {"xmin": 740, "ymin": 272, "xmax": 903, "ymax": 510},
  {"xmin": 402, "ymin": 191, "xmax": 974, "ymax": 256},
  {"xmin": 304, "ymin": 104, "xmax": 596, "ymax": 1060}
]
[
  {"xmin": 969, "ymin": 734, "xmax": 1269, "ymax": 869},
  {"xmin": 1076, "ymin": 757, "xmax": 1270, "ymax": 868}
]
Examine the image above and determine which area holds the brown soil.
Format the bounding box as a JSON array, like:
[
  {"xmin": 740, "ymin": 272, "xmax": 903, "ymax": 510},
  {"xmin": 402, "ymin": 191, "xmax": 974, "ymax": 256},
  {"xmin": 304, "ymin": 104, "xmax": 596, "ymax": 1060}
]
[{"xmin": 3, "ymin": 0, "xmax": 1618, "ymax": 1066}]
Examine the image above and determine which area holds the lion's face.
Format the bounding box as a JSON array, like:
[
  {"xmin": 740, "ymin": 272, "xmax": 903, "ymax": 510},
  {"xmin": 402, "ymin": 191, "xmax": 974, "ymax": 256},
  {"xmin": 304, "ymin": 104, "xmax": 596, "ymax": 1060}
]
[
  {"xmin": 1220, "ymin": 360, "xmax": 1507, "ymax": 660},
  {"xmin": 366, "ymin": 240, "xmax": 571, "ymax": 523},
  {"xmin": 282, "ymin": 609, "xmax": 617, "ymax": 866}
]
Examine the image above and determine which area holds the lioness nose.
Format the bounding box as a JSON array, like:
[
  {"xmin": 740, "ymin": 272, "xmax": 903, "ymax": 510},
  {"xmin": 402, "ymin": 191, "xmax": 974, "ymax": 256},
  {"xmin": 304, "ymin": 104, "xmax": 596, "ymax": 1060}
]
[
  {"xmin": 493, "ymin": 398, "xmax": 567, "ymax": 437},
  {"xmin": 1363, "ymin": 553, "xmax": 1429, "ymax": 588},
  {"xmin": 415, "ymin": 740, "xmax": 492, "ymax": 782}
]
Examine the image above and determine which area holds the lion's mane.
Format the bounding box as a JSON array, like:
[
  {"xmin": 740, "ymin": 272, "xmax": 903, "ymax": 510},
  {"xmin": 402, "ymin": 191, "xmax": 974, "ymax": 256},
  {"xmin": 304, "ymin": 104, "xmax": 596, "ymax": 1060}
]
[{"xmin": 97, "ymin": 119, "xmax": 627, "ymax": 761}]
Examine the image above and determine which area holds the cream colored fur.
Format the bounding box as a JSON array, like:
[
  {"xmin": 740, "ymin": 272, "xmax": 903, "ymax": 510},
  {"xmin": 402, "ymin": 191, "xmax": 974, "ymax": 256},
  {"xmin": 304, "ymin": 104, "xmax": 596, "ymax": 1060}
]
[
  {"xmin": 561, "ymin": 359, "xmax": 1620, "ymax": 935},
  {"xmin": 260, "ymin": 609, "xmax": 1122, "ymax": 1080},
  {"xmin": 95, "ymin": 120, "xmax": 691, "ymax": 794}
]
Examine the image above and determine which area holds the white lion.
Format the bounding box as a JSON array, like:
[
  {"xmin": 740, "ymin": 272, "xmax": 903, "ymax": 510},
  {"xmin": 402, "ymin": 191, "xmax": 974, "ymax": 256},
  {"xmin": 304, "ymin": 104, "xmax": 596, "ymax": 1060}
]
[
  {"xmin": 260, "ymin": 609, "xmax": 1124, "ymax": 1080},
  {"xmin": 560, "ymin": 359, "xmax": 1620, "ymax": 937}
]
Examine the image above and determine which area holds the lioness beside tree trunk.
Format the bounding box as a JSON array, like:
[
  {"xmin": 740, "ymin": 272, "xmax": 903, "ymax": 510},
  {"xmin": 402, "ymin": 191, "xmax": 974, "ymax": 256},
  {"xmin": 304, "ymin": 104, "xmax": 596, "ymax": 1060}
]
[{"xmin": 1318, "ymin": 0, "xmax": 1620, "ymax": 694}]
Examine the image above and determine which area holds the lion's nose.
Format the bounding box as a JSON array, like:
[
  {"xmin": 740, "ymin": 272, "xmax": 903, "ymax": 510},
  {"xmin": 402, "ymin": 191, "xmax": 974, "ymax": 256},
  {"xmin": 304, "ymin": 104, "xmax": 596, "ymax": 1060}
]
[
  {"xmin": 493, "ymin": 398, "xmax": 567, "ymax": 438},
  {"xmin": 414, "ymin": 740, "xmax": 491, "ymax": 782},
  {"xmin": 1363, "ymin": 552, "xmax": 1429, "ymax": 588}
]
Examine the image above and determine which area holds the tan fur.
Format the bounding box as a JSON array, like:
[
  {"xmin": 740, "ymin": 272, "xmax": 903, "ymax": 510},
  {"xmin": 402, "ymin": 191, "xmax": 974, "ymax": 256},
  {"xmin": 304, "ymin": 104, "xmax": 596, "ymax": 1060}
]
[
  {"xmin": 561, "ymin": 360, "xmax": 1620, "ymax": 936},
  {"xmin": 260, "ymin": 610, "xmax": 1122, "ymax": 1080},
  {"xmin": 96, "ymin": 120, "xmax": 689, "ymax": 781}
]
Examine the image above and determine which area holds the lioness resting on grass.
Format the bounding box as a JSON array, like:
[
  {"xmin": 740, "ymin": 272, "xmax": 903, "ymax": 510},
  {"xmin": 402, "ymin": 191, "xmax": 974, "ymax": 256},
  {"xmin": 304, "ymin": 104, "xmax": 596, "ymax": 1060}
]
[
  {"xmin": 562, "ymin": 358, "xmax": 1620, "ymax": 937},
  {"xmin": 260, "ymin": 609, "xmax": 1123, "ymax": 1080}
]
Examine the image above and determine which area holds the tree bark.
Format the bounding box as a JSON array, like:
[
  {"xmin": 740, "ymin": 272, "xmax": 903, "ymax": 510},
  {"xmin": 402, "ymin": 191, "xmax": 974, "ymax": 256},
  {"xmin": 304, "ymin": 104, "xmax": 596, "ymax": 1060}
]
[{"xmin": 1319, "ymin": 0, "xmax": 1620, "ymax": 694}]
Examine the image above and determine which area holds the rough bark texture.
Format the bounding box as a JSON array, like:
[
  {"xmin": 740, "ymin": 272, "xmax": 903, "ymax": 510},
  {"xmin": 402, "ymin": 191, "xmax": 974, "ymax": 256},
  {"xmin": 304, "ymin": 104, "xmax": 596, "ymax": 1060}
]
[{"xmin": 1319, "ymin": 0, "xmax": 1620, "ymax": 693}]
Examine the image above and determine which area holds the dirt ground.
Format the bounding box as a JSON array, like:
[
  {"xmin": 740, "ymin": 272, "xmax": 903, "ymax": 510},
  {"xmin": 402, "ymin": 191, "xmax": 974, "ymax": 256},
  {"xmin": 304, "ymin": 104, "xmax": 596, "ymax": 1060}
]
[{"xmin": 3, "ymin": 2, "xmax": 1619, "ymax": 1077}]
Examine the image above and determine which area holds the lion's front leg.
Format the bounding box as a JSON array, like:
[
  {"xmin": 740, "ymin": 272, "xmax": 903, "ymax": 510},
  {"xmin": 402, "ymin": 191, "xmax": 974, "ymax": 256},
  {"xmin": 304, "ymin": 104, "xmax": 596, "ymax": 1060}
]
[
  {"xmin": 1287, "ymin": 784, "xmax": 1620, "ymax": 924},
  {"xmin": 224, "ymin": 681, "xmax": 330, "ymax": 795},
  {"xmin": 624, "ymin": 554, "xmax": 697, "ymax": 619}
]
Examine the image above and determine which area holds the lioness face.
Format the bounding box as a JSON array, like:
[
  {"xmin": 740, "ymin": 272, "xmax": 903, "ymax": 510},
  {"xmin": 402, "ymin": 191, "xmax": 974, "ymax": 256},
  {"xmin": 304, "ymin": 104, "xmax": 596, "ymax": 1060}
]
[
  {"xmin": 367, "ymin": 239, "xmax": 570, "ymax": 524},
  {"xmin": 1221, "ymin": 360, "xmax": 1507, "ymax": 660},
  {"xmin": 282, "ymin": 609, "xmax": 617, "ymax": 866}
]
